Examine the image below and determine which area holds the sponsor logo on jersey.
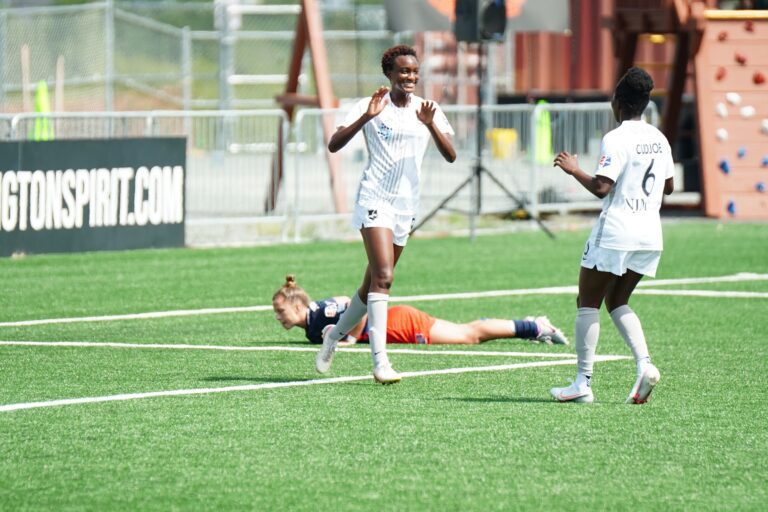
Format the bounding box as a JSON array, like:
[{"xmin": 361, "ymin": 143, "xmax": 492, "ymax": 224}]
[
  {"xmin": 367, "ymin": 209, "xmax": 378, "ymax": 221},
  {"xmin": 323, "ymin": 303, "xmax": 339, "ymax": 318},
  {"xmin": 416, "ymin": 333, "xmax": 427, "ymax": 344},
  {"xmin": 599, "ymin": 155, "xmax": 612, "ymax": 167}
]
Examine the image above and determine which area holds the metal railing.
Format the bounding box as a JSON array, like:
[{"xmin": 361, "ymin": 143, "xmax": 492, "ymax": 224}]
[
  {"xmin": 528, "ymin": 101, "xmax": 660, "ymax": 217},
  {"xmin": 0, "ymin": 101, "xmax": 661, "ymax": 244},
  {"xmin": 6, "ymin": 110, "xmax": 288, "ymax": 246}
]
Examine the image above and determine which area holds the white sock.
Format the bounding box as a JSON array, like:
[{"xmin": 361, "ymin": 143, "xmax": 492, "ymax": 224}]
[
  {"xmin": 610, "ymin": 305, "xmax": 651, "ymax": 374},
  {"xmin": 575, "ymin": 307, "xmax": 600, "ymax": 381},
  {"xmin": 327, "ymin": 292, "xmax": 367, "ymax": 341},
  {"xmin": 367, "ymin": 292, "xmax": 389, "ymax": 368}
]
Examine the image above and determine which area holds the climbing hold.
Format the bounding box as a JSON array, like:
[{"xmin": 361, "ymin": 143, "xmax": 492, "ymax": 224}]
[
  {"xmin": 716, "ymin": 102, "xmax": 728, "ymax": 117},
  {"xmin": 741, "ymin": 105, "xmax": 756, "ymax": 118},
  {"xmin": 716, "ymin": 67, "xmax": 727, "ymax": 81},
  {"xmin": 720, "ymin": 159, "xmax": 731, "ymax": 174},
  {"xmin": 716, "ymin": 128, "xmax": 729, "ymax": 141},
  {"xmin": 738, "ymin": 146, "xmax": 747, "ymax": 159},
  {"xmin": 754, "ymin": 72, "xmax": 766, "ymax": 85},
  {"xmin": 727, "ymin": 200, "xmax": 736, "ymax": 215},
  {"xmin": 726, "ymin": 92, "xmax": 741, "ymax": 105},
  {"xmin": 757, "ymin": 182, "xmax": 766, "ymax": 193},
  {"xmin": 735, "ymin": 52, "xmax": 747, "ymax": 65}
]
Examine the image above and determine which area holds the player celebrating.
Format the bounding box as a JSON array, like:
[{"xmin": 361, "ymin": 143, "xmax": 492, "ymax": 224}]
[
  {"xmin": 549, "ymin": 67, "xmax": 674, "ymax": 404},
  {"xmin": 273, "ymin": 275, "xmax": 568, "ymax": 346},
  {"xmin": 317, "ymin": 45, "xmax": 456, "ymax": 384}
]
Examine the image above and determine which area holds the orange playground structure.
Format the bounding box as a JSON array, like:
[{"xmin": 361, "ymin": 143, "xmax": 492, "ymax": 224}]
[{"xmin": 613, "ymin": 1, "xmax": 768, "ymax": 219}]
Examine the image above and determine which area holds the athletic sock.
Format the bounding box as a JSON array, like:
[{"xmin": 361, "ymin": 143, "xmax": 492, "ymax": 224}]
[
  {"xmin": 327, "ymin": 292, "xmax": 367, "ymax": 341},
  {"xmin": 610, "ymin": 304, "xmax": 651, "ymax": 374},
  {"xmin": 575, "ymin": 307, "xmax": 600, "ymax": 380},
  {"xmin": 367, "ymin": 292, "xmax": 389, "ymax": 368},
  {"xmin": 512, "ymin": 319, "xmax": 538, "ymax": 339}
]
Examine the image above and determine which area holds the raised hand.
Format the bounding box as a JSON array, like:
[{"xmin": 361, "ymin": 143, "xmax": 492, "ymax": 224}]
[
  {"xmin": 553, "ymin": 151, "xmax": 580, "ymax": 175},
  {"xmin": 366, "ymin": 86, "xmax": 390, "ymax": 118},
  {"xmin": 416, "ymin": 101, "xmax": 436, "ymax": 126}
]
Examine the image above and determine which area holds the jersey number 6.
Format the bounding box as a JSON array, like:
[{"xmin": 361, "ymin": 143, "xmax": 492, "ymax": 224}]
[{"xmin": 642, "ymin": 159, "xmax": 656, "ymax": 197}]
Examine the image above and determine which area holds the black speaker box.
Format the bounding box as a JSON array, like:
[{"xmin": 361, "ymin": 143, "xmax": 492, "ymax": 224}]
[{"xmin": 454, "ymin": 0, "xmax": 507, "ymax": 42}]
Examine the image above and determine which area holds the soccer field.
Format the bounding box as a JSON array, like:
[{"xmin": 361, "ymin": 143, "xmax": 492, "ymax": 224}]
[{"xmin": 1, "ymin": 220, "xmax": 767, "ymax": 510}]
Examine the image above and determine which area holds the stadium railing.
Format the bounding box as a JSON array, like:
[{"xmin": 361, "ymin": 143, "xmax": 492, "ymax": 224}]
[
  {"xmin": 7, "ymin": 109, "xmax": 289, "ymax": 246},
  {"xmin": 1, "ymin": 101, "xmax": 658, "ymax": 245},
  {"xmin": 528, "ymin": 101, "xmax": 659, "ymax": 218}
]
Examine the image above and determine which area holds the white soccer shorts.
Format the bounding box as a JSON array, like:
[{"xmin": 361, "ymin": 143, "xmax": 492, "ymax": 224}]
[
  {"xmin": 580, "ymin": 240, "xmax": 661, "ymax": 277},
  {"xmin": 351, "ymin": 203, "xmax": 415, "ymax": 247}
]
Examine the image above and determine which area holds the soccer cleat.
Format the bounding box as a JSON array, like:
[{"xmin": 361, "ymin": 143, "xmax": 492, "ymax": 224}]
[
  {"xmin": 315, "ymin": 325, "xmax": 338, "ymax": 374},
  {"xmin": 373, "ymin": 363, "xmax": 401, "ymax": 385},
  {"xmin": 550, "ymin": 380, "xmax": 594, "ymax": 403},
  {"xmin": 526, "ymin": 316, "xmax": 569, "ymax": 345},
  {"xmin": 626, "ymin": 364, "xmax": 660, "ymax": 404}
]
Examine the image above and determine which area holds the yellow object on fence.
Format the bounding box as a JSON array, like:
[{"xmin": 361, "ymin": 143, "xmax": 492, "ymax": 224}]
[
  {"xmin": 32, "ymin": 80, "xmax": 54, "ymax": 141},
  {"xmin": 487, "ymin": 128, "xmax": 518, "ymax": 160},
  {"xmin": 535, "ymin": 99, "xmax": 553, "ymax": 165}
]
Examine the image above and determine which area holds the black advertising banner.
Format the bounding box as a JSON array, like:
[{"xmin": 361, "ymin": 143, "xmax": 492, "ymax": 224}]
[
  {"xmin": 384, "ymin": 0, "xmax": 568, "ymax": 34},
  {"xmin": 0, "ymin": 138, "xmax": 186, "ymax": 256}
]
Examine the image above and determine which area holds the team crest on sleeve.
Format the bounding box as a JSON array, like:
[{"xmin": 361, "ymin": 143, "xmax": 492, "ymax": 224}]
[
  {"xmin": 599, "ymin": 155, "xmax": 612, "ymax": 168},
  {"xmin": 323, "ymin": 303, "xmax": 339, "ymax": 318}
]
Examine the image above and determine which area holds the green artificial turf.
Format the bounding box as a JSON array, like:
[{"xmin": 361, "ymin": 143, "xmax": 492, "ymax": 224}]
[{"xmin": 0, "ymin": 220, "xmax": 766, "ymax": 510}]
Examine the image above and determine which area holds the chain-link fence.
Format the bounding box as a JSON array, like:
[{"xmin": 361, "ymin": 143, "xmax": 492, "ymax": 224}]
[
  {"xmin": 0, "ymin": 4, "xmax": 109, "ymax": 112},
  {"xmin": 0, "ymin": 1, "xmax": 522, "ymax": 114},
  {"xmin": 0, "ymin": 1, "xmax": 414, "ymax": 113}
]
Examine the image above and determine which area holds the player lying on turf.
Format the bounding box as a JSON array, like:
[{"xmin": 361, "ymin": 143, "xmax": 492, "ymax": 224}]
[{"xmin": 272, "ymin": 275, "xmax": 568, "ymax": 346}]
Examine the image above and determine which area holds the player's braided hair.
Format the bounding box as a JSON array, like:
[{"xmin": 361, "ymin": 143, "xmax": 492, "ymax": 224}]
[
  {"xmin": 615, "ymin": 67, "xmax": 654, "ymax": 118},
  {"xmin": 272, "ymin": 274, "xmax": 310, "ymax": 306},
  {"xmin": 381, "ymin": 45, "xmax": 417, "ymax": 76}
]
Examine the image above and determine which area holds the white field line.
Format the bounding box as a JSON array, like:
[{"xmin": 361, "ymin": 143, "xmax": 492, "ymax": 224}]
[
  {"xmin": 0, "ymin": 355, "xmax": 628, "ymax": 413},
  {"xmin": 0, "ymin": 341, "xmax": 578, "ymax": 359},
  {"xmin": 1, "ymin": 272, "xmax": 766, "ymax": 328},
  {"xmin": 634, "ymin": 289, "xmax": 768, "ymax": 298}
]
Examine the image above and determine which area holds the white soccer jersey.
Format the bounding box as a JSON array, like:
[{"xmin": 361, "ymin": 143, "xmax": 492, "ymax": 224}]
[
  {"xmin": 588, "ymin": 120, "xmax": 675, "ymax": 251},
  {"xmin": 342, "ymin": 93, "xmax": 454, "ymax": 216}
]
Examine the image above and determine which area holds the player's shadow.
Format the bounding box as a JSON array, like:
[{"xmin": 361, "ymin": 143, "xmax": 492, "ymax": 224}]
[{"xmin": 446, "ymin": 396, "xmax": 554, "ymax": 404}]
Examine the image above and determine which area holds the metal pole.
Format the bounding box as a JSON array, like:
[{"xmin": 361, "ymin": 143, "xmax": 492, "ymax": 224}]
[
  {"xmin": 182, "ymin": 26, "xmax": 192, "ymax": 112},
  {"xmin": 470, "ymin": 41, "xmax": 485, "ymax": 242},
  {"xmin": 217, "ymin": 2, "xmax": 233, "ymax": 111},
  {"xmin": 529, "ymin": 102, "xmax": 541, "ymax": 220},
  {"xmin": 0, "ymin": 12, "xmax": 6, "ymax": 111},
  {"xmin": 105, "ymin": 0, "xmax": 115, "ymax": 112}
]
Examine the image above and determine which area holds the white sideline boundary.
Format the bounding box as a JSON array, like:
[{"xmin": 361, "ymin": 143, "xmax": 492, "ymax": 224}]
[
  {"xmin": 1, "ymin": 272, "xmax": 766, "ymax": 328},
  {"xmin": 0, "ymin": 341, "xmax": 578, "ymax": 359},
  {"xmin": 0, "ymin": 355, "xmax": 628, "ymax": 413}
]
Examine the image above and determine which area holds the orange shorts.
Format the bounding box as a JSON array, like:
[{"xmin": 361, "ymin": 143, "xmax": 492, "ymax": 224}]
[{"xmin": 385, "ymin": 305, "xmax": 436, "ymax": 344}]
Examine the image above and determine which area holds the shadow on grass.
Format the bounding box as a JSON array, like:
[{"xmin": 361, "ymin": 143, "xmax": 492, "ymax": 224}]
[{"xmin": 445, "ymin": 396, "xmax": 555, "ymax": 404}]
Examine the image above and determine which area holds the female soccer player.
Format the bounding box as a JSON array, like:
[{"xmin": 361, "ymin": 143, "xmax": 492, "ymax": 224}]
[
  {"xmin": 317, "ymin": 45, "xmax": 457, "ymax": 384},
  {"xmin": 549, "ymin": 67, "xmax": 674, "ymax": 404},
  {"xmin": 273, "ymin": 275, "xmax": 568, "ymax": 347}
]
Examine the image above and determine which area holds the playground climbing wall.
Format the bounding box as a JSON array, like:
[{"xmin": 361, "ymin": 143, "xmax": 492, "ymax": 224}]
[{"xmin": 695, "ymin": 11, "xmax": 768, "ymax": 219}]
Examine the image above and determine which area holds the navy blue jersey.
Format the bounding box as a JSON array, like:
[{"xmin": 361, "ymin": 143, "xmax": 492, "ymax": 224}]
[{"xmin": 305, "ymin": 298, "xmax": 347, "ymax": 344}]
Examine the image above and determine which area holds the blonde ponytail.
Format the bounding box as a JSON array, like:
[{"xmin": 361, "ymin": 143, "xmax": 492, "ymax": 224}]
[{"xmin": 272, "ymin": 274, "xmax": 311, "ymax": 306}]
